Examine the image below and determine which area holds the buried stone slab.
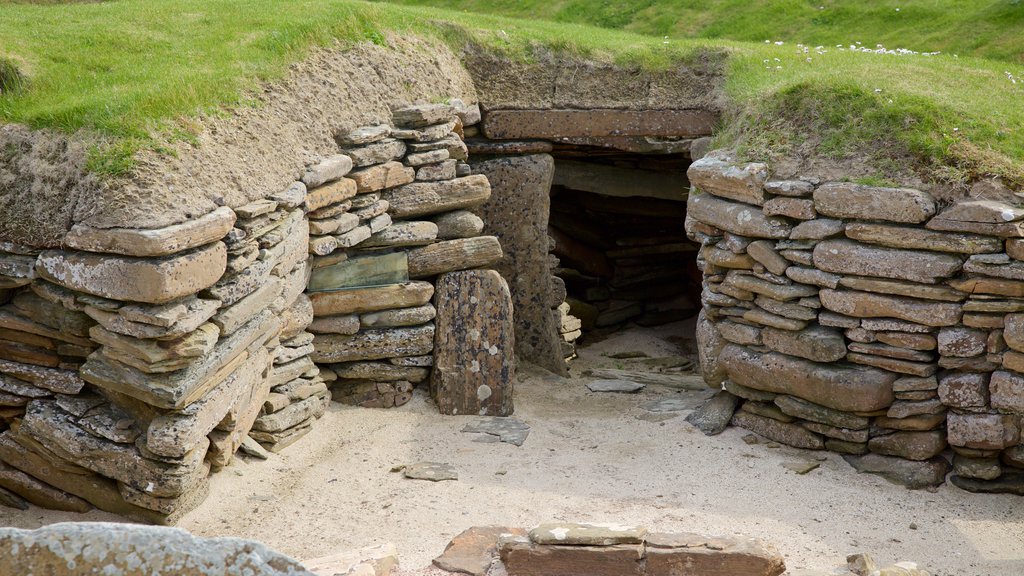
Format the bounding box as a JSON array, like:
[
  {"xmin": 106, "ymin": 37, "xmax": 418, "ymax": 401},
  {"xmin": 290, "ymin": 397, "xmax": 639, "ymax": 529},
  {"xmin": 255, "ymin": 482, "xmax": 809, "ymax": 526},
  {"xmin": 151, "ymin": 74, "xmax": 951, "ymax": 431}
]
[
  {"xmin": 434, "ymin": 526, "xmax": 527, "ymax": 576},
  {"xmin": 402, "ymin": 462, "xmax": 458, "ymax": 482},
  {"xmin": 586, "ymin": 379, "xmax": 645, "ymax": 393},
  {"xmin": 461, "ymin": 417, "xmax": 530, "ymax": 446},
  {"xmin": 0, "ymin": 522, "xmax": 315, "ymax": 576},
  {"xmin": 432, "ymin": 270, "xmax": 515, "ymax": 416},
  {"xmin": 685, "ymin": 390, "xmax": 740, "ymax": 436},
  {"xmin": 843, "ymin": 453, "xmax": 950, "ymax": 489}
]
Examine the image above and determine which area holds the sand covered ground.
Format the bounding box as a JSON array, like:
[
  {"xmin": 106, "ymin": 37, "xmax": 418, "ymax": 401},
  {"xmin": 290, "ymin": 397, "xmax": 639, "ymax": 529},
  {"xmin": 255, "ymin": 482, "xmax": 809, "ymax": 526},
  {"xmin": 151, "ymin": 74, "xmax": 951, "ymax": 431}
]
[{"xmin": 2, "ymin": 322, "xmax": 1023, "ymax": 575}]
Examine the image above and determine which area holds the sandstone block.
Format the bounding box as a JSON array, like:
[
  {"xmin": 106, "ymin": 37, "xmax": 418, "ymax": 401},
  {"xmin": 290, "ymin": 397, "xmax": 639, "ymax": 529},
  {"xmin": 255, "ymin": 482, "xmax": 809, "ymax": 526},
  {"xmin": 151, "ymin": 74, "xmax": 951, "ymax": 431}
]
[
  {"xmin": 311, "ymin": 325, "xmax": 435, "ymax": 363},
  {"xmin": 789, "ymin": 218, "xmax": 844, "ymax": 240},
  {"xmin": 844, "ymin": 222, "xmax": 1002, "ymax": 254},
  {"xmin": 687, "ymin": 194, "xmax": 791, "ymax": 239},
  {"xmin": 761, "ymin": 326, "xmax": 846, "ymax": 362},
  {"xmin": 309, "ymin": 281, "xmax": 434, "ymax": 316},
  {"xmin": 383, "ymin": 175, "xmax": 491, "ymax": 219},
  {"xmin": 432, "ymin": 270, "xmax": 514, "ymax": 416},
  {"xmin": 937, "ymin": 372, "xmax": 989, "ymax": 409},
  {"xmin": 302, "ymin": 154, "xmax": 353, "ymax": 187},
  {"xmin": 432, "ymin": 210, "xmax": 485, "ymax": 240},
  {"xmin": 937, "ymin": 327, "xmax": 987, "ymax": 357},
  {"xmin": 687, "ymin": 155, "xmax": 768, "ymax": 206},
  {"xmin": 0, "ymin": 523, "xmax": 314, "ymax": 575},
  {"xmin": 947, "ymin": 412, "xmax": 1020, "ymax": 449},
  {"xmin": 813, "ymin": 239, "xmax": 962, "ymax": 284},
  {"xmin": 64, "ymin": 207, "xmax": 236, "ymax": 258},
  {"xmin": 813, "ymin": 182, "xmax": 935, "ymax": 223},
  {"xmin": 731, "ymin": 411, "xmax": 824, "ymax": 449},
  {"xmin": 843, "ymin": 453, "xmax": 950, "ymax": 489},
  {"xmin": 720, "ymin": 344, "xmax": 895, "ymax": 412},
  {"xmin": 926, "ymin": 200, "xmax": 1024, "ymax": 237},
  {"xmin": 763, "ymin": 197, "xmax": 816, "ymax": 220},
  {"xmin": 483, "ymin": 108, "xmax": 717, "ymax": 139},
  {"xmin": 361, "ymin": 221, "xmax": 438, "ymax": 248},
  {"xmin": 868, "ymin": 430, "xmax": 946, "ymax": 461},
  {"xmin": 407, "ymin": 236, "xmax": 503, "ymax": 279},
  {"xmin": 38, "ymin": 244, "xmax": 227, "ymax": 305},
  {"xmin": 819, "ymin": 289, "xmax": 961, "ymax": 327},
  {"xmin": 991, "ymin": 370, "xmax": 1024, "ymax": 413}
]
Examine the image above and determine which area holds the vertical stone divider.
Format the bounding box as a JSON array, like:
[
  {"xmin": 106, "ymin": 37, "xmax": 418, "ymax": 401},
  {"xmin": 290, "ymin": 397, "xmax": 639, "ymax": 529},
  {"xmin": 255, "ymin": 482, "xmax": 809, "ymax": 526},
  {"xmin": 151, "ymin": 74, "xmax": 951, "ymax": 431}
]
[
  {"xmin": 470, "ymin": 154, "xmax": 568, "ymax": 376},
  {"xmin": 307, "ymin": 101, "xmax": 510, "ymax": 414},
  {"xmin": 432, "ymin": 269, "xmax": 515, "ymax": 416}
]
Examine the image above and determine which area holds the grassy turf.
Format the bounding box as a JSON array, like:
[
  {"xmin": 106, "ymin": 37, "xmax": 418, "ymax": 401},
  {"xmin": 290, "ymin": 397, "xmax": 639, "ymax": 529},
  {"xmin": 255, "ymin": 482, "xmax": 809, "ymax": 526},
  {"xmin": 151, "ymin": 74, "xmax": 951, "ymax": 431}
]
[
  {"xmin": 374, "ymin": 0, "xmax": 1024, "ymax": 64},
  {"xmin": 0, "ymin": 0, "xmax": 1021, "ymax": 186}
]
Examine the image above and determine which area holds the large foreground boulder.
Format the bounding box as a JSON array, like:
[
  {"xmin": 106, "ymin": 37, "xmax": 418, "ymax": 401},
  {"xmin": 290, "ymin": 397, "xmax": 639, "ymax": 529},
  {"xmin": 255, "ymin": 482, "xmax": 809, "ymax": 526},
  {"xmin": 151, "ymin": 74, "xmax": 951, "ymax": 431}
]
[{"xmin": 0, "ymin": 522, "xmax": 315, "ymax": 576}]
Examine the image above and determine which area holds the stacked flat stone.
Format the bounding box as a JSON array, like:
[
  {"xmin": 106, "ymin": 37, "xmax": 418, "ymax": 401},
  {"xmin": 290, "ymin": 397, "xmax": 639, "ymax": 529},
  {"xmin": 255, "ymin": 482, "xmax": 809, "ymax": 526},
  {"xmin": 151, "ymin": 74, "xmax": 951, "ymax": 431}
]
[
  {"xmin": 688, "ymin": 151, "xmax": 1024, "ymax": 493},
  {"xmin": 0, "ymin": 167, "xmax": 324, "ymax": 520},
  {"xmin": 307, "ymin": 103, "xmax": 504, "ymax": 411}
]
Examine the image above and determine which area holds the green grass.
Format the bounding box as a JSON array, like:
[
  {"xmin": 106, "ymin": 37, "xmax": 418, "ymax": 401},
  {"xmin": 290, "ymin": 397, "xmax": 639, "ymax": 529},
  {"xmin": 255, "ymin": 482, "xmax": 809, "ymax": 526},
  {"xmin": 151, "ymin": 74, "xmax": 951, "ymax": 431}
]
[
  {"xmin": 375, "ymin": 0, "xmax": 1024, "ymax": 64},
  {"xmin": 0, "ymin": 0, "xmax": 1022, "ymax": 186}
]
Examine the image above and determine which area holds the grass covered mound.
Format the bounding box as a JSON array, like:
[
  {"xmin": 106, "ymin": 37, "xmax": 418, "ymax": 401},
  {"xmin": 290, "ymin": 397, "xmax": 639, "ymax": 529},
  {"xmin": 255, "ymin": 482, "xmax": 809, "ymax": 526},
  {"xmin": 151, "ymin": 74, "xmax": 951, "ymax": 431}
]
[{"xmin": 0, "ymin": 0, "xmax": 1021, "ymax": 188}]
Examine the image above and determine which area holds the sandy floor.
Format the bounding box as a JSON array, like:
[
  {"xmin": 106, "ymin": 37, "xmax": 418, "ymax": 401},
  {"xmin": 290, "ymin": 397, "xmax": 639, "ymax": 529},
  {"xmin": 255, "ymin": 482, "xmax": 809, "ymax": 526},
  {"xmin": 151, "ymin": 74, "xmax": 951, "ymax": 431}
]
[{"xmin": 2, "ymin": 323, "xmax": 1024, "ymax": 576}]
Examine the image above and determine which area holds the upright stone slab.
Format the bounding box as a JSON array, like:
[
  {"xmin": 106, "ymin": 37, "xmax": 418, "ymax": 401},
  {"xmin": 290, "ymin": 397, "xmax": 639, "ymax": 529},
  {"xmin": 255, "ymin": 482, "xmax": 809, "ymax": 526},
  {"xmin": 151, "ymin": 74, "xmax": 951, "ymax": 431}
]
[
  {"xmin": 432, "ymin": 270, "xmax": 515, "ymax": 416},
  {"xmin": 472, "ymin": 155, "xmax": 566, "ymax": 375}
]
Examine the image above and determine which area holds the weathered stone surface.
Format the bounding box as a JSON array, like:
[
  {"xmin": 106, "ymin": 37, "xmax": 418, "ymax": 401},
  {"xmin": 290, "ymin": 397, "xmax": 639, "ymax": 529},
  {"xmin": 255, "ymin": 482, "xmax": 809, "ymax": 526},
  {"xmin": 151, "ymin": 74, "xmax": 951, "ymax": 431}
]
[
  {"xmin": 432, "ymin": 270, "xmax": 514, "ymax": 416},
  {"xmin": 432, "ymin": 210, "xmax": 485, "ymax": 240},
  {"xmin": 813, "ymin": 183, "xmax": 935, "ymax": 223},
  {"xmin": 789, "ymin": 218, "xmax": 844, "ymax": 240},
  {"xmin": 723, "ymin": 272, "xmax": 817, "ymax": 301},
  {"xmin": 82, "ymin": 312, "xmax": 277, "ymax": 409},
  {"xmin": 471, "ymin": 155, "xmax": 565, "ymax": 374},
  {"xmin": 937, "ymin": 327, "xmax": 987, "ymax": 357},
  {"xmin": 309, "ymin": 281, "xmax": 434, "ymax": 316},
  {"xmin": 947, "ymin": 412, "xmax": 1020, "ymax": 449},
  {"xmin": 784, "ymin": 266, "xmax": 840, "ymax": 289},
  {"xmin": 65, "ymin": 207, "xmax": 236, "ymax": 258},
  {"xmin": 312, "ymin": 325, "xmax": 434, "ymax": 363},
  {"xmin": 775, "ymin": 395, "xmax": 868, "ymax": 429},
  {"xmin": 952, "ymin": 454, "xmax": 1002, "ymax": 481},
  {"xmin": 498, "ymin": 537, "xmax": 645, "ymax": 576},
  {"xmin": 844, "ymin": 222, "xmax": 1002, "ymax": 254},
  {"xmin": 926, "ymin": 200, "xmax": 1024, "ymax": 237},
  {"xmin": 813, "ymin": 240, "xmax": 962, "ymax": 284},
  {"xmin": 0, "ymin": 461, "xmax": 90, "ymax": 512},
  {"xmin": 307, "ymin": 315, "xmax": 361, "ymax": 335},
  {"xmin": 383, "ymin": 175, "xmax": 491, "ymax": 219},
  {"xmin": 847, "ymin": 342, "xmax": 933, "ymax": 363},
  {"xmin": 335, "ymin": 124, "xmax": 390, "ymax": 146},
  {"xmin": 687, "ymin": 194, "xmax": 791, "ymax": 239},
  {"xmin": 687, "ymin": 155, "xmax": 768, "ymax": 206},
  {"xmin": 393, "ymin": 103, "xmax": 453, "ymax": 128},
  {"xmin": 838, "ymin": 276, "xmax": 966, "ymax": 302},
  {"xmin": 483, "ymin": 108, "xmax": 717, "ymax": 139},
  {"xmin": 877, "ymin": 332, "xmax": 936, "ymax": 351},
  {"xmin": 819, "ymin": 289, "xmax": 961, "ymax": 327},
  {"xmin": 763, "ymin": 197, "xmax": 815, "ymax": 220},
  {"xmin": 731, "ymin": 411, "xmax": 824, "ymax": 449},
  {"xmin": 332, "ymin": 361, "xmax": 428, "ymax": 383},
  {"xmin": 645, "ymin": 536, "xmax": 786, "ymax": 576},
  {"xmin": 868, "ymin": 430, "xmax": 946, "ymax": 461},
  {"xmin": 951, "ymin": 471, "xmax": 1024, "ymax": 495},
  {"xmin": 719, "ymin": 344, "xmax": 896, "ymax": 412},
  {"xmin": 407, "ymin": 236, "xmax": 503, "ymax": 279},
  {"xmin": 361, "ymin": 221, "xmax": 438, "ymax": 248},
  {"xmin": 306, "ymin": 178, "xmax": 357, "ymax": 213},
  {"xmin": 0, "ymin": 523, "xmax": 315, "ymax": 575},
  {"xmin": 20, "ymin": 400, "xmax": 208, "ymax": 498},
  {"xmin": 38, "ymin": 244, "xmax": 226, "ymax": 305},
  {"xmin": 359, "ymin": 304, "xmax": 436, "ymax": 329},
  {"xmin": 761, "ymin": 326, "xmax": 846, "ymax": 362},
  {"xmin": 747, "ymin": 240, "xmax": 789, "ymax": 275},
  {"xmin": 302, "ymin": 154, "xmax": 353, "ymax": 187},
  {"xmin": 843, "ymin": 453, "xmax": 950, "ymax": 489},
  {"xmin": 696, "ymin": 310, "xmax": 727, "ymax": 388},
  {"xmin": 1002, "ymin": 313, "xmax": 1024, "ymax": 352},
  {"xmin": 252, "ymin": 394, "xmax": 327, "ymax": 434},
  {"xmin": 685, "ymin": 391, "xmax": 740, "ymax": 435},
  {"xmin": 0, "ymin": 360, "xmax": 84, "ymax": 394},
  {"xmin": 990, "ymin": 370, "xmax": 1024, "ymax": 413},
  {"xmin": 343, "ymin": 139, "xmax": 406, "ymax": 168},
  {"xmin": 305, "ymin": 543, "xmax": 399, "ymax": 576},
  {"xmin": 146, "ymin": 352, "xmax": 268, "ymax": 458},
  {"xmin": 716, "ymin": 320, "xmax": 762, "ymax": 346},
  {"xmin": 433, "ymin": 526, "xmax": 525, "ymax": 576},
  {"xmin": 347, "ymin": 161, "xmax": 415, "ymax": 194},
  {"xmin": 307, "ymin": 252, "xmax": 408, "ymax": 293},
  {"xmin": 847, "ymin": 352, "xmax": 935, "ymax": 377}
]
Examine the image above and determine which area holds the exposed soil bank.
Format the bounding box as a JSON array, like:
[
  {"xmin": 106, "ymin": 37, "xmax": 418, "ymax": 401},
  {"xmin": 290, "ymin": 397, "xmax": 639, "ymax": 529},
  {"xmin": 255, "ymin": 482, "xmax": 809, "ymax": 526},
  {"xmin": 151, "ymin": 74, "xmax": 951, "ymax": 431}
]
[{"xmin": 2, "ymin": 323, "xmax": 1021, "ymax": 576}]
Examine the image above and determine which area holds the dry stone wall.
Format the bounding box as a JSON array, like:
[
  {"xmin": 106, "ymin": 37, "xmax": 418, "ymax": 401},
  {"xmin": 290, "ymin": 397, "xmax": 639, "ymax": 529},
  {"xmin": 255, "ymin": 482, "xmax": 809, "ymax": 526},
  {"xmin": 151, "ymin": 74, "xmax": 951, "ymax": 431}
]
[
  {"xmin": 0, "ymin": 99, "xmax": 518, "ymax": 521},
  {"xmin": 688, "ymin": 151, "xmax": 1024, "ymax": 492},
  {"xmin": 303, "ymin": 102, "xmax": 511, "ymax": 414}
]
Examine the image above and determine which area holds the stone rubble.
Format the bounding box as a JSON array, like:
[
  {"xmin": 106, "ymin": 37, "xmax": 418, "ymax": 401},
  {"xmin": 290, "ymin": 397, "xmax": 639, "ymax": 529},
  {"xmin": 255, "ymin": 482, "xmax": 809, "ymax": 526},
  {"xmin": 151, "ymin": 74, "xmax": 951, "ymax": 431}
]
[{"xmin": 687, "ymin": 152, "xmax": 1024, "ymax": 492}]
